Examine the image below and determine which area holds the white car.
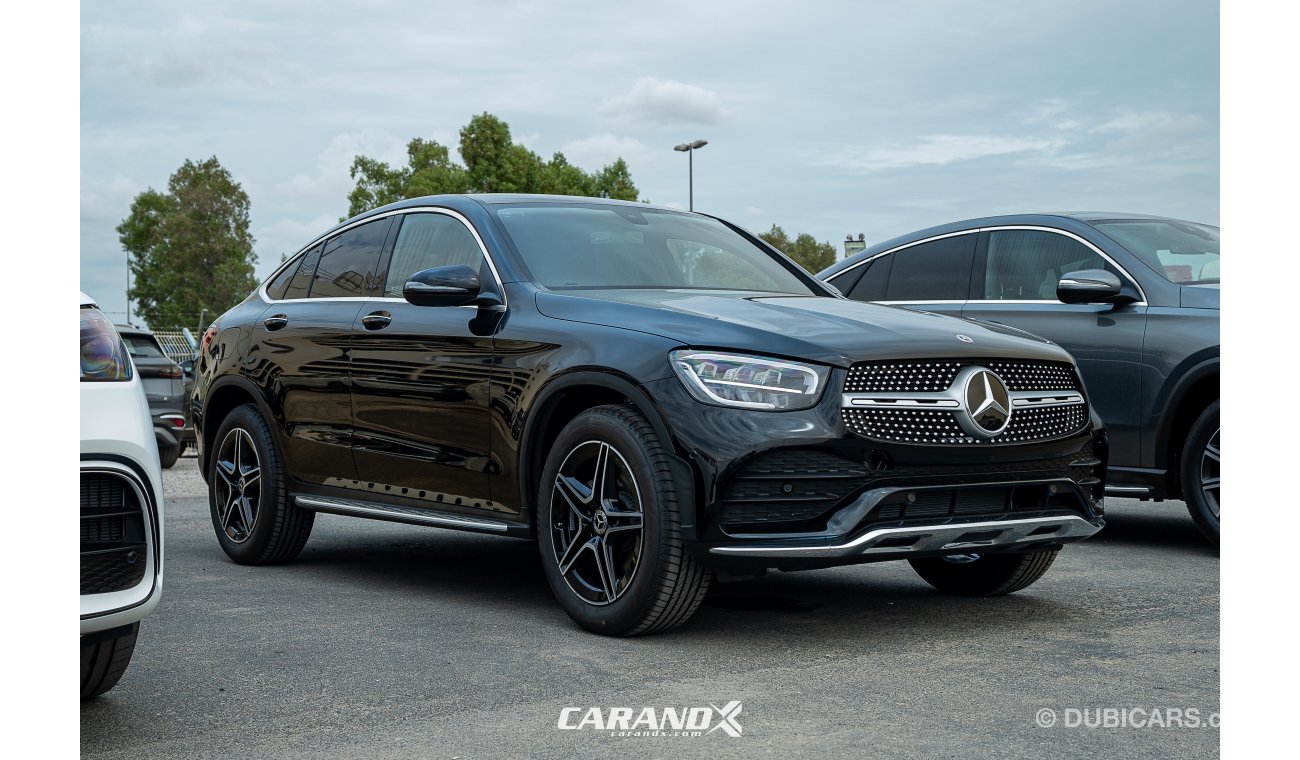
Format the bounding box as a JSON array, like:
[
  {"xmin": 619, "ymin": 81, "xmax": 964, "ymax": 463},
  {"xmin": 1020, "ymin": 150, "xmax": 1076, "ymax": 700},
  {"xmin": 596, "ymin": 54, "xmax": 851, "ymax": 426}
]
[{"xmin": 80, "ymin": 293, "xmax": 165, "ymax": 699}]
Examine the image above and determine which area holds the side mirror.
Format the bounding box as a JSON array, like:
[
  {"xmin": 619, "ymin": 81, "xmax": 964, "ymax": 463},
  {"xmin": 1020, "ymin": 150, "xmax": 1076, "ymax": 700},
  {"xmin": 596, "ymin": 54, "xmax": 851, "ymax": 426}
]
[
  {"xmin": 180, "ymin": 358, "xmax": 195, "ymax": 378},
  {"xmin": 1057, "ymin": 269, "xmax": 1137, "ymax": 305},
  {"xmin": 403, "ymin": 265, "xmax": 482, "ymax": 307}
]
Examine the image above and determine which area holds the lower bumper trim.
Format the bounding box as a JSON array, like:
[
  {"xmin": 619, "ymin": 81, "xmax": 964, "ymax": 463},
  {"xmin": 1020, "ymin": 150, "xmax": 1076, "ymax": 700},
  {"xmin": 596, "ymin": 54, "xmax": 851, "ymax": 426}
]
[{"xmin": 708, "ymin": 514, "xmax": 1101, "ymax": 559}]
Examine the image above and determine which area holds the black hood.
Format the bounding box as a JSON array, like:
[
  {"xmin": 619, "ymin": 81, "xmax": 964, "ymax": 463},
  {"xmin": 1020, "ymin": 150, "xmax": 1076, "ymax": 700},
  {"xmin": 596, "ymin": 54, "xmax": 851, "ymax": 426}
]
[{"xmin": 536, "ymin": 289, "xmax": 1072, "ymax": 368}]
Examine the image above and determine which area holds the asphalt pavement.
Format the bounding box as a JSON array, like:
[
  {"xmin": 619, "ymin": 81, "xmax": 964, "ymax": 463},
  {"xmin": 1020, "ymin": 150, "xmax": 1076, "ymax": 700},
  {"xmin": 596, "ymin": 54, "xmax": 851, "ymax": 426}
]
[{"xmin": 81, "ymin": 455, "xmax": 1219, "ymax": 759}]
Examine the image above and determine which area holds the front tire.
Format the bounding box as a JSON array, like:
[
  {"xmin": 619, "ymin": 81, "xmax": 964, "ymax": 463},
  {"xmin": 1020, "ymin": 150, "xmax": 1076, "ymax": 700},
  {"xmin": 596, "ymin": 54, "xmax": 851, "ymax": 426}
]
[
  {"xmin": 910, "ymin": 549, "xmax": 1059, "ymax": 596},
  {"xmin": 1181, "ymin": 400, "xmax": 1220, "ymax": 545},
  {"xmin": 208, "ymin": 404, "xmax": 314, "ymax": 565},
  {"xmin": 81, "ymin": 623, "xmax": 139, "ymax": 700},
  {"xmin": 537, "ymin": 405, "xmax": 711, "ymax": 636}
]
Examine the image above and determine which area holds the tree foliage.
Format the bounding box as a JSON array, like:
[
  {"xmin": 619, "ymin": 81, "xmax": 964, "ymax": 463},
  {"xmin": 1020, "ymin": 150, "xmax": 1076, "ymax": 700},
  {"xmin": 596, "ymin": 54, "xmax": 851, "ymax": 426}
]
[
  {"xmin": 118, "ymin": 157, "xmax": 258, "ymax": 329},
  {"xmin": 758, "ymin": 225, "xmax": 837, "ymax": 273},
  {"xmin": 346, "ymin": 113, "xmax": 640, "ymax": 217}
]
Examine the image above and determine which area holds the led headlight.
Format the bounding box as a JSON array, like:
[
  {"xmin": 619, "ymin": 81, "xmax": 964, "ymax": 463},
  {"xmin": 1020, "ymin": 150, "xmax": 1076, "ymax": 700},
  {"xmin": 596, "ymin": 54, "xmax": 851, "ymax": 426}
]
[{"xmin": 670, "ymin": 350, "xmax": 829, "ymax": 410}]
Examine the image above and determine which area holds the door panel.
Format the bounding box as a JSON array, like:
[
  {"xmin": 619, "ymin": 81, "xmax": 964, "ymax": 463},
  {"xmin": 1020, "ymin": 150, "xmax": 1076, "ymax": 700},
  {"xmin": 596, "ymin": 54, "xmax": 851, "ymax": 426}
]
[
  {"xmin": 348, "ymin": 301, "xmax": 496, "ymax": 508},
  {"xmin": 962, "ymin": 228, "xmax": 1148, "ymax": 465}
]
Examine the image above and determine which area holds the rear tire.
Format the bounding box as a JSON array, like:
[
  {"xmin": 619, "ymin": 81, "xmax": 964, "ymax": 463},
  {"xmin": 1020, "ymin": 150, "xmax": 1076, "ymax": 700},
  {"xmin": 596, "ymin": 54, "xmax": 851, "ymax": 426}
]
[
  {"xmin": 910, "ymin": 549, "xmax": 1059, "ymax": 596},
  {"xmin": 1181, "ymin": 400, "xmax": 1220, "ymax": 545},
  {"xmin": 158, "ymin": 442, "xmax": 181, "ymax": 469},
  {"xmin": 81, "ymin": 623, "xmax": 139, "ymax": 700},
  {"xmin": 208, "ymin": 404, "xmax": 314, "ymax": 564},
  {"xmin": 537, "ymin": 405, "xmax": 712, "ymax": 636}
]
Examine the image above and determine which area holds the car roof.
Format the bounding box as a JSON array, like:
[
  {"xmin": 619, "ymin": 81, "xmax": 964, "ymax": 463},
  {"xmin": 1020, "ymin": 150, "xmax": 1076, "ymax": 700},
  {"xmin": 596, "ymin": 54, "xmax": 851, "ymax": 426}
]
[{"xmin": 818, "ymin": 211, "xmax": 1208, "ymax": 278}]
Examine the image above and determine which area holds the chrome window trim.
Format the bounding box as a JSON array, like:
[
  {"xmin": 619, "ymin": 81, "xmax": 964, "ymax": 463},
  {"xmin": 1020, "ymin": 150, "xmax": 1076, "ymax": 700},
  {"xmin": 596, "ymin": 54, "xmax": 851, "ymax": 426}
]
[
  {"xmin": 827, "ymin": 224, "xmax": 1147, "ymax": 305},
  {"xmin": 257, "ymin": 206, "xmax": 508, "ymax": 309}
]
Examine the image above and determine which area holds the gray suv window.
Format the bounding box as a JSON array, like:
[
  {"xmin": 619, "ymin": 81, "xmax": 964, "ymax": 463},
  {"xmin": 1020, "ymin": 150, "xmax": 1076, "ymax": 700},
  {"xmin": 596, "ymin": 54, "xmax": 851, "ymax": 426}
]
[
  {"xmin": 884, "ymin": 234, "xmax": 976, "ymax": 301},
  {"xmin": 983, "ymin": 229, "xmax": 1115, "ymax": 300}
]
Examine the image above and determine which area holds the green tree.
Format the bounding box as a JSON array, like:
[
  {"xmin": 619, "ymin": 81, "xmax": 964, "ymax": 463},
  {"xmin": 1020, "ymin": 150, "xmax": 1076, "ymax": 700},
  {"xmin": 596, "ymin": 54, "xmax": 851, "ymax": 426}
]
[
  {"xmin": 117, "ymin": 157, "xmax": 258, "ymax": 329},
  {"xmin": 759, "ymin": 224, "xmax": 837, "ymax": 273},
  {"xmin": 347, "ymin": 112, "xmax": 639, "ymax": 216}
]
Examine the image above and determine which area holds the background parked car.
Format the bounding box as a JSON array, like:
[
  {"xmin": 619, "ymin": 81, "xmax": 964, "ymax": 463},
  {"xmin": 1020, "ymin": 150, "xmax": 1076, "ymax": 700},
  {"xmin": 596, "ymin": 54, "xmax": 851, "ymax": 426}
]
[
  {"xmin": 116, "ymin": 325, "xmax": 191, "ymax": 468},
  {"xmin": 81, "ymin": 295, "xmax": 165, "ymax": 699},
  {"xmin": 819, "ymin": 213, "xmax": 1220, "ymax": 543}
]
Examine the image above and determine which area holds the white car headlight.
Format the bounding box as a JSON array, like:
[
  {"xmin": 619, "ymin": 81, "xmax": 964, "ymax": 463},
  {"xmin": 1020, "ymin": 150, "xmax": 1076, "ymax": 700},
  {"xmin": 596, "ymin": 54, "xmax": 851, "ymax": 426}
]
[{"xmin": 670, "ymin": 350, "xmax": 829, "ymax": 410}]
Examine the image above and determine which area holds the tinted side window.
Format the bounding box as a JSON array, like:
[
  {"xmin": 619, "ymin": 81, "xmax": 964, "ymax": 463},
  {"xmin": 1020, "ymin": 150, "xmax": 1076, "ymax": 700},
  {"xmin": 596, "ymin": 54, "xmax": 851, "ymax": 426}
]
[
  {"xmin": 264, "ymin": 258, "xmax": 300, "ymax": 300},
  {"xmin": 283, "ymin": 244, "xmax": 322, "ymax": 300},
  {"xmin": 310, "ymin": 218, "xmax": 392, "ymax": 299},
  {"xmin": 848, "ymin": 256, "xmax": 893, "ymax": 302},
  {"xmin": 885, "ymin": 234, "xmax": 976, "ymax": 301},
  {"xmin": 983, "ymin": 229, "xmax": 1116, "ymax": 300},
  {"xmin": 383, "ymin": 213, "xmax": 486, "ymax": 297}
]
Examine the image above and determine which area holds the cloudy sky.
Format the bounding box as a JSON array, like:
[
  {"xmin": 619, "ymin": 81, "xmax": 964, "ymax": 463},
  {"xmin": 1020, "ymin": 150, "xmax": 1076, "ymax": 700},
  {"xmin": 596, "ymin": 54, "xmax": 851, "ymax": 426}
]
[{"xmin": 81, "ymin": 0, "xmax": 1218, "ymax": 320}]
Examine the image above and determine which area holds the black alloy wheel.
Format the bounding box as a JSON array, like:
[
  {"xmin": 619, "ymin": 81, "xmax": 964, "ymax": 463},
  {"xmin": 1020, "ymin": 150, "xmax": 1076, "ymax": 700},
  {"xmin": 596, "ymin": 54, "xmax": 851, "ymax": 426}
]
[
  {"xmin": 550, "ymin": 440, "xmax": 646, "ymax": 606},
  {"xmin": 214, "ymin": 427, "xmax": 261, "ymax": 543},
  {"xmin": 537, "ymin": 405, "xmax": 712, "ymax": 636},
  {"xmin": 208, "ymin": 404, "xmax": 314, "ymax": 564}
]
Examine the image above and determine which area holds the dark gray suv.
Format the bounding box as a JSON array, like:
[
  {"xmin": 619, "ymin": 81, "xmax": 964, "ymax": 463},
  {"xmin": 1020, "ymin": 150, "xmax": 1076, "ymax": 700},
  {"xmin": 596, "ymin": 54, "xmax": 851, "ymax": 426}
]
[{"xmin": 819, "ymin": 214, "xmax": 1219, "ymax": 543}]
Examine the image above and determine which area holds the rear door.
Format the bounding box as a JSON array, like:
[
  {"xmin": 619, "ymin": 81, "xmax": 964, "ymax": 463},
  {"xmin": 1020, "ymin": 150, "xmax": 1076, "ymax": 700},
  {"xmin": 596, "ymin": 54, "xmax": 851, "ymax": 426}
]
[
  {"xmin": 248, "ymin": 216, "xmax": 392, "ymax": 486},
  {"xmin": 348, "ymin": 210, "xmax": 499, "ymax": 510}
]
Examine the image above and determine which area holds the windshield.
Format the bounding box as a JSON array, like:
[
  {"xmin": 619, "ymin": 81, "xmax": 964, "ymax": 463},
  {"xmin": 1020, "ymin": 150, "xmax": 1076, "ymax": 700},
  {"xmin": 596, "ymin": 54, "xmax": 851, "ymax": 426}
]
[
  {"xmin": 1092, "ymin": 219, "xmax": 1220, "ymax": 285},
  {"xmin": 491, "ymin": 204, "xmax": 818, "ymax": 295}
]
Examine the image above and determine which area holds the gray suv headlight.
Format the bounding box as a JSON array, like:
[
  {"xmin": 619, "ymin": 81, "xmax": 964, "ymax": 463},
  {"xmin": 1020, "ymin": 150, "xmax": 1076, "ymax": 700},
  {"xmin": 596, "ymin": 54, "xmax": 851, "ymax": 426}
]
[{"xmin": 670, "ymin": 350, "xmax": 829, "ymax": 410}]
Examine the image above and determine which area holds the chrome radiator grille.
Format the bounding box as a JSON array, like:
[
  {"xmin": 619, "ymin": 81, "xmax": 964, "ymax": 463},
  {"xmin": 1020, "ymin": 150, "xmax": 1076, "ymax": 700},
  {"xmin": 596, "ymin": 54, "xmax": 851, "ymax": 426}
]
[{"xmin": 842, "ymin": 360, "xmax": 1087, "ymax": 445}]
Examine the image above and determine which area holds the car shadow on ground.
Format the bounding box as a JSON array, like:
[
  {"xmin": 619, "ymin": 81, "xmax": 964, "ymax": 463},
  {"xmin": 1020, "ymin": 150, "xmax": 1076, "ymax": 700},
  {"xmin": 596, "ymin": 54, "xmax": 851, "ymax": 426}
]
[
  {"xmin": 276, "ymin": 524, "xmax": 1085, "ymax": 646},
  {"xmin": 1090, "ymin": 499, "xmax": 1219, "ymax": 557}
]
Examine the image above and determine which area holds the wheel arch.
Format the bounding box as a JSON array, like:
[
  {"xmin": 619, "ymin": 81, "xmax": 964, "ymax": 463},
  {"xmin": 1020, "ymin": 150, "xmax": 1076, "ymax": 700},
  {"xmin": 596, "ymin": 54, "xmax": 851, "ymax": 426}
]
[
  {"xmin": 199, "ymin": 376, "xmax": 277, "ymax": 480},
  {"xmin": 1152, "ymin": 357, "xmax": 1219, "ymax": 497},
  {"xmin": 517, "ymin": 370, "xmax": 697, "ymax": 536}
]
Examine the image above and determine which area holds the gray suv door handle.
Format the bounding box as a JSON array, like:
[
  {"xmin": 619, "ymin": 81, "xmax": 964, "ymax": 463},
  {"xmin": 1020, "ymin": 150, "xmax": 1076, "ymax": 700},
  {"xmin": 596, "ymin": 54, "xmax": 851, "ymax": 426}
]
[
  {"xmin": 361, "ymin": 312, "xmax": 392, "ymax": 330},
  {"xmin": 263, "ymin": 315, "xmax": 288, "ymax": 331}
]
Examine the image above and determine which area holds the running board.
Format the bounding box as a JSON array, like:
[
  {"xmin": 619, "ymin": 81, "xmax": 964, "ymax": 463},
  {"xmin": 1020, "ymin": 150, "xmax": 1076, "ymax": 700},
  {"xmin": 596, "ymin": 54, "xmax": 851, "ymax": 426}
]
[
  {"xmin": 1105, "ymin": 485, "xmax": 1152, "ymax": 495},
  {"xmin": 294, "ymin": 495, "xmax": 510, "ymax": 533}
]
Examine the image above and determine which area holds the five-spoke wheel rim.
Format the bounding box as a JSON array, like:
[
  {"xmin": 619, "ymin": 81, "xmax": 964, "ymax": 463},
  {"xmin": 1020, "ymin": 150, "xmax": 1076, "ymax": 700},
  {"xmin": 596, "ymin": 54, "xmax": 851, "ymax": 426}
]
[
  {"xmin": 1200, "ymin": 428, "xmax": 1220, "ymax": 519},
  {"xmin": 550, "ymin": 440, "xmax": 645, "ymax": 606},
  {"xmin": 215, "ymin": 428, "xmax": 262, "ymax": 543}
]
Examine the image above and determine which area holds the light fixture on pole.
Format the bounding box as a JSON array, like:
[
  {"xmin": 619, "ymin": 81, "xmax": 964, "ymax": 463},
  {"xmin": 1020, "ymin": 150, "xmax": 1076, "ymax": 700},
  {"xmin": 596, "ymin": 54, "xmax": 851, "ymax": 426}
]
[{"xmin": 673, "ymin": 139, "xmax": 708, "ymax": 211}]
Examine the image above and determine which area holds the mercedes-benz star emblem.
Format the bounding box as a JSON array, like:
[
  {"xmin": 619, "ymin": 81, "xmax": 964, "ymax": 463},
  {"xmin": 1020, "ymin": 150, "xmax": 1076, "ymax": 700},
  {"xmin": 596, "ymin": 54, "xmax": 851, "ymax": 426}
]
[
  {"xmin": 954, "ymin": 366, "xmax": 1011, "ymax": 438},
  {"xmin": 955, "ymin": 334, "xmax": 974, "ymax": 343}
]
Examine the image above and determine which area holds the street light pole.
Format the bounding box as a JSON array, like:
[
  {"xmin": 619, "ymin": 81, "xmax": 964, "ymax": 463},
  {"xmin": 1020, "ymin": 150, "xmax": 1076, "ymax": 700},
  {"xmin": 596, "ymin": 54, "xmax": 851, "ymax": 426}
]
[{"xmin": 673, "ymin": 139, "xmax": 708, "ymax": 211}]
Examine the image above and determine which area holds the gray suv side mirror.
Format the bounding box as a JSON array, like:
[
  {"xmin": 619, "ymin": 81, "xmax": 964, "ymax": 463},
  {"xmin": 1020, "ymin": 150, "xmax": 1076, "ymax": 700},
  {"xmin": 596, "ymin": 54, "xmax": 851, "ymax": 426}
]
[{"xmin": 1057, "ymin": 269, "xmax": 1138, "ymax": 305}]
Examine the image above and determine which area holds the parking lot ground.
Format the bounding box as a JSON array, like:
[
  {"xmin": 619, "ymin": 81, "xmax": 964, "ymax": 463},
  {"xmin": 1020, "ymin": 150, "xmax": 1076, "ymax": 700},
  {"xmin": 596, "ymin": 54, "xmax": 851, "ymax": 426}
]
[{"xmin": 82, "ymin": 456, "xmax": 1219, "ymax": 759}]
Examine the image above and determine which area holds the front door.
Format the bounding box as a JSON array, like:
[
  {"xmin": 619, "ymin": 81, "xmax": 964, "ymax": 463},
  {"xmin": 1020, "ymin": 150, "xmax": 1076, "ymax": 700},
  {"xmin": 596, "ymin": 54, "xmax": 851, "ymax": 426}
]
[
  {"xmin": 348, "ymin": 211, "xmax": 500, "ymax": 511},
  {"xmin": 960, "ymin": 228, "xmax": 1148, "ymax": 465}
]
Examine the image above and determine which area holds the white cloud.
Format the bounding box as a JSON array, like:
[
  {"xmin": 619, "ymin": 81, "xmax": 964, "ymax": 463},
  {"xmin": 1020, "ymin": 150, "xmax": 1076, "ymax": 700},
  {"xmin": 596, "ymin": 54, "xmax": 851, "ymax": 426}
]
[
  {"xmin": 743, "ymin": 206, "xmax": 764, "ymax": 216},
  {"xmin": 559, "ymin": 134, "xmax": 651, "ymax": 170},
  {"xmin": 829, "ymin": 135, "xmax": 1067, "ymax": 172},
  {"xmin": 597, "ymin": 77, "xmax": 730, "ymax": 125},
  {"xmin": 273, "ymin": 130, "xmax": 407, "ymax": 199}
]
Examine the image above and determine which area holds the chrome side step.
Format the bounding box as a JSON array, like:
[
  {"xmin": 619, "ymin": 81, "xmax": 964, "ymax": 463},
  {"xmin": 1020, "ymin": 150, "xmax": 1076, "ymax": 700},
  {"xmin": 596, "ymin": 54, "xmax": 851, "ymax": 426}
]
[
  {"xmin": 710, "ymin": 514, "xmax": 1101, "ymax": 559},
  {"xmin": 294, "ymin": 495, "xmax": 510, "ymax": 533}
]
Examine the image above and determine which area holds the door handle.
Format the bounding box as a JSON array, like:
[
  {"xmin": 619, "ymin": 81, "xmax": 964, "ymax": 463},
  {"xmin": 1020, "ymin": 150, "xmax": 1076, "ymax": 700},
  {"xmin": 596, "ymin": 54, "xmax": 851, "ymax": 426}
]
[
  {"xmin": 263, "ymin": 315, "xmax": 288, "ymax": 331},
  {"xmin": 361, "ymin": 311, "xmax": 392, "ymax": 330}
]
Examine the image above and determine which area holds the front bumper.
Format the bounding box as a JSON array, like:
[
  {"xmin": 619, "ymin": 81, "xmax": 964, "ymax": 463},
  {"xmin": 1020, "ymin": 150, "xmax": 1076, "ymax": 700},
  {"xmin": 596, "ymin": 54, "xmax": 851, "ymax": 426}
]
[{"xmin": 642, "ymin": 371, "xmax": 1107, "ymax": 570}]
